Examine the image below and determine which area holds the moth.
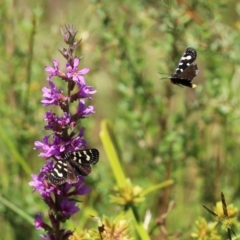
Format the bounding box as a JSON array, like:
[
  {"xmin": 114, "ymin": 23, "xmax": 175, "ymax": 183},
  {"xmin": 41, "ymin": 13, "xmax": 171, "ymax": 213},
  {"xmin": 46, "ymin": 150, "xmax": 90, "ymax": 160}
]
[
  {"xmin": 169, "ymin": 47, "xmax": 199, "ymax": 88},
  {"xmin": 49, "ymin": 148, "xmax": 99, "ymax": 185}
]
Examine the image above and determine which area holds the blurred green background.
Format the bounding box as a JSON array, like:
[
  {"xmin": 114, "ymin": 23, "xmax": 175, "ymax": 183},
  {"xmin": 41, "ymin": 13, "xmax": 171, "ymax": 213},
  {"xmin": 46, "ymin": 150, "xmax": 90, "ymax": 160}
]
[{"xmin": 1, "ymin": 0, "xmax": 240, "ymax": 239}]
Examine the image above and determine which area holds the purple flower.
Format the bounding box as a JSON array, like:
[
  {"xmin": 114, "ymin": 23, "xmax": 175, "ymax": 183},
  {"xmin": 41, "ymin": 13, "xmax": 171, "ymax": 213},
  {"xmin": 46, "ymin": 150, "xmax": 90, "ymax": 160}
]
[
  {"xmin": 55, "ymin": 112, "xmax": 71, "ymax": 128},
  {"xmin": 70, "ymin": 177, "xmax": 91, "ymax": 195},
  {"xmin": 74, "ymin": 179, "xmax": 91, "ymax": 195},
  {"xmin": 41, "ymin": 81, "xmax": 67, "ymax": 106},
  {"xmin": 40, "ymin": 230, "xmax": 73, "ymax": 240},
  {"xmin": 77, "ymin": 99, "xmax": 95, "ymax": 117},
  {"xmin": 69, "ymin": 84, "xmax": 97, "ymax": 102},
  {"xmin": 44, "ymin": 111, "xmax": 58, "ymax": 130},
  {"xmin": 68, "ymin": 128, "xmax": 87, "ymax": 151},
  {"xmin": 41, "ymin": 160, "xmax": 55, "ymax": 174},
  {"xmin": 35, "ymin": 213, "xmax": 44, "ymax": 229},
  {"xmin": 29, "ymin": 174, "xmax": 46, "ymax": 194},
  {"xmin": 45, "ymin": 60, "xmax": 60, "ymax": 80},
  {"xmin": 77, "ymin": 84, "xmax": 97, "ymax": 99},
  {"xmin": 44, "ymin": 111, "xmax": 71, "ymax": 132},
  {"xmin": 59, "ymin": 176, "xmax": 91, "ymax": 196},
  {"xmin": 29, "ymin": 162, "xmax": 55, "ymax": 198},
  {"xmin": 60, "ymin": 199, "xmax": 79, "ymax": 216},
  {"xmin": 34, "ymin": 136, "xmax": 60, "ymax": 158},
  {"xmin": 40, "ymin": 233, "xmax": 55, "ymax": 240},
  {"xmin": 36, "ymin": 127, "xmax": 86, "ymax": 154},
  {"xmin": 66, "ymin": 58, "xmax": 89, "ymax": 85}
]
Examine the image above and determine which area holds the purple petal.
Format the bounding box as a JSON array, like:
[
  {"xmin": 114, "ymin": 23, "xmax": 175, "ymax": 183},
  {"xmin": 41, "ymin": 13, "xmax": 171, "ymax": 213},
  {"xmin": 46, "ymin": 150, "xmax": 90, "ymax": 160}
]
[
  {"xmin": 60, "ymin": 198, "xmax": 79, "ymax": 216},
  {"xmin": 35, "ymin": 213, "xmax": 44, "ymax": 229},
  {"xmin": 73, "ymin": 58, "xmax": 80, "ymax": 68},
  {"xmin": 45, "ymin": 60, "xmax": 59, "ymax": 80},
  {"xmin": 77, "ymin": 68, "xmax": 89, "ymax": 75}
]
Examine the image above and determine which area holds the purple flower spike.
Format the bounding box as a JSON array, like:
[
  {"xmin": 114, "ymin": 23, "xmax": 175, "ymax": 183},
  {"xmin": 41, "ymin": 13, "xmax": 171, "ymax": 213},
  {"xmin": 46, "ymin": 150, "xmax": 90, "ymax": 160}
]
[{"xmin": 30, "ymin": 25, "xmax": 99, "ymax": 240}]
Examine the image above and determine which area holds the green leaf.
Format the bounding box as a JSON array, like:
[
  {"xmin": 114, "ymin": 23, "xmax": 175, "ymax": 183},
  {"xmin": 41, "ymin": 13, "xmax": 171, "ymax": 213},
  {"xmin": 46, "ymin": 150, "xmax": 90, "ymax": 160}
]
[
  {"xmin": 0, "ymin": 195, "xmax": 33, "ymax": 224},
  {"xmin": 100, "ymin": 119, "xmax": 125, "ymax": 186},
  {"xmin": 141, "ymin": 179, "xmax": 174, "ymax": 196}
]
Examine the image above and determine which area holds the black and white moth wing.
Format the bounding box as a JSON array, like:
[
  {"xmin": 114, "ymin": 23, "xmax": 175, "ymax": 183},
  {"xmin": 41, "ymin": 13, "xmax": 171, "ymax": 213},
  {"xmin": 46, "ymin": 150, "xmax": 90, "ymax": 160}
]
[
  {"xmin": 65, "ymin": 161, "xmax": 79, "ymax": 184},
  {"xmin": 170, "ymin": 63, "xmax": 199, "ymax": 88},
  {"xmin": 64, "ymin": 148, "xmax": 99, "ymax": 165},
  {"xmin": 176, "ymin": 63, "xmax": 199, "ymax": 79},
  {"xmin": 175, "ymin": 47, "xmax": 197, "ymax": 74},
  {"xmin": 48, "ymin": 160, "xmax": 68, "ymax": 185},
  {"xmin": 69, "ymin": 159, "xmax": 92, "ymax": 176},
  {"xmin": 66, "ymin": 149, "xmax": 99, "ymax": 176},
  {"xmin": 49, "ymin": 160, "xmax": 85, "ymax": 185}
]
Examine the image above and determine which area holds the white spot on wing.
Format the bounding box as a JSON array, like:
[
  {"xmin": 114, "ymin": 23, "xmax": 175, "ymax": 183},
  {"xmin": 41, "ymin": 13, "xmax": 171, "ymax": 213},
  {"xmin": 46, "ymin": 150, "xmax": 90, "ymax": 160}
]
[
  {"xmin": 53, "ymin": 168, "xmax": 64, "ymax": 177},
  {"xmin": 181, "ymin": 56, "xmax": 192, "ymax": 60}
]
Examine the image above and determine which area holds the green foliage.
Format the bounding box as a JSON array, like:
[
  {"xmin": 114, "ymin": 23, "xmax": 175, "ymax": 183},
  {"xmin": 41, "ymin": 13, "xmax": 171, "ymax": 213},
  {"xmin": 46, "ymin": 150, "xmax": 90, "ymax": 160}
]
[{"xmin": 1, "ymin": 0, "xmax": 240, "ymax": 239}]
